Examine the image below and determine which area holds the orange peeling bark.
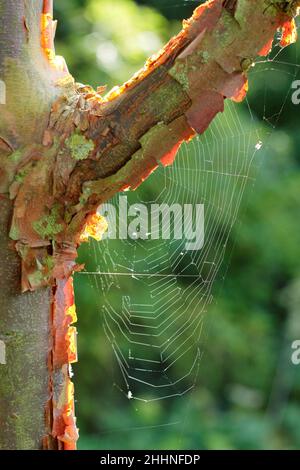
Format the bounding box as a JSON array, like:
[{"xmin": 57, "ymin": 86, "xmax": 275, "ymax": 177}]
[
  {"xmin": 280, "ymin": 19, "xmax": 298, "ymax": 47},
  {"xmin": 44, "ymin": 277, "xmax": 79, "ymax": 450},
  {"xmin": 41, "ymin": 0, "xmax": 69, "ymax": 76}
]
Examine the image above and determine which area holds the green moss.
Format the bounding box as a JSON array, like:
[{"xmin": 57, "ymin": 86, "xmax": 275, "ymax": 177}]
[
  {"xmin": 140, "ymin": 80, "xmax": 187, "ymax": 121},
  {"xmin": 9, "ymin": 223, "xmax": 20, "ymax": 241},
  {"xmin": 32, "ymin": 204, "xmax": 63, "ymax": 239},
  {"xmin": 44, "ymin": 255, "xmax": 55, "ymax": 272},
  {"xmin": 201, "ymin": 51, "xmax": 210, "ymax": 63},
  {"xmin": 139, "ymin": 122, "xmax": 167, "ymax": 147},
  {"xmin": 27, "ymin": 270, "xmax": 44, "ymax": 288},
  {"xmin": 65, "ymin": 133, "xmax": 94, "ymax": 161},
  {"xmin": 14, "ymin": 168, "xmax": 29, "ymax": 183},
  {"xmin": 169, "ymin": 59, "xmax": 190, "ymax": 91},
  {"xmin": 9, "ymin": 149, "xmax": 23, "ymax": 164},
  {"xmin": 169, "ymin": 50, "xmax": 210, "ymax": 91},
  {"xmin": 79, "ymin": 187, "xmax": 92, "ymax": 206}
]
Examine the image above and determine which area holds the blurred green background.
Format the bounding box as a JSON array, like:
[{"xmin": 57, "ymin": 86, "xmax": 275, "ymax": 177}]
[{"xmin": 54, "ymin": 0, "xmax": 300, "ymax": 449}]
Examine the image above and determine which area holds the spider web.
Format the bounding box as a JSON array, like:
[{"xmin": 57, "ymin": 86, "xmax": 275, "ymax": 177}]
[{"xmin": 76, "ymin": 9, "xmax": 300, "ymax": 409}]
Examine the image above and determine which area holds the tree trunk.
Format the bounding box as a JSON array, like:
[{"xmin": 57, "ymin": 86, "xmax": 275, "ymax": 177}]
[
  {"xmin": 0, "ymin": 0, "xmax": 299, "ymax": 450},
  {"xmin": 0, "ymin": 0, "xmax": 77, "ymax": 449},
  {"xmin": 0, "ymin": 197, "xmax": 51, "ymax": 449}
]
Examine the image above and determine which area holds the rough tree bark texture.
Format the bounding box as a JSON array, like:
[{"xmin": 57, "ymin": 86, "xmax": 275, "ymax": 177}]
[
  {"xmin": 0, "ymin": 198, "xmax": 51, "ymax": 449},
  {"xmin": 0, "ymin": 0, "xmax": 75, "ymax": 449},
  {"xmin": 0, "ymin": 0, "xmax": 299, "ymax": 450}
]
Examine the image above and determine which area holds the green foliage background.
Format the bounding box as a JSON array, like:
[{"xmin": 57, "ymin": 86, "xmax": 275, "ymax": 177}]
[{"xmin": 54, "ymin": 0, "xmax": 300, "ymax": 449}]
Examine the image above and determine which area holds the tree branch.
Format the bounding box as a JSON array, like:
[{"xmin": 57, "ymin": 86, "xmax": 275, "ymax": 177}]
[{"xmin": 11, "ymin": 0, "xmax": 300, "ymax": 270}]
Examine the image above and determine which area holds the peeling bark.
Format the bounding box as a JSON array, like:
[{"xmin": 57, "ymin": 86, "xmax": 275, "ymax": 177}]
[
  {"xmin": 11, "ymin": 0, "xmax": 300, "ymax": 269},
  {"xmin": 0, "ymin": 0, "xmax": 77, "ymax": 450},
  {"xmin": 0, "ymin": 0, "xmax": 299, "ymax": 450},
  {"xmin": 44, "ymin": 278, "xmax": 78, "ymax": 450}
]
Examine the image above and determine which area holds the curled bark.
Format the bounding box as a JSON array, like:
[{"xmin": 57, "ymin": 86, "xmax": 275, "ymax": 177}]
[{"xmin": 9, "ymin": 1, "xmax": 300, "ymax": 293}]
